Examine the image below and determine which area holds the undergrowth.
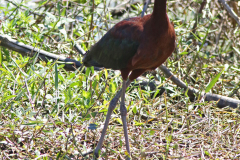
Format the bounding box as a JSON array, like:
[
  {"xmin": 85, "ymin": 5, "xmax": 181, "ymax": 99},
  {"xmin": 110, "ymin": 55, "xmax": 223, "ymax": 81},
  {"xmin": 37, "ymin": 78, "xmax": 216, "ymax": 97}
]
[{"xmin": 0, "ymin": 0, "xmax": 240, "ymax": 159}]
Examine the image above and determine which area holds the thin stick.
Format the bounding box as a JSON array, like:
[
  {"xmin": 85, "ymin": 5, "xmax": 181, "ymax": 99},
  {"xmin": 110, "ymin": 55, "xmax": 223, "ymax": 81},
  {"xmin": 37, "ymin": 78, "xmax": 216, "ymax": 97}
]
[
  {"xmin": 218, "ymin": 0, "xmax": 240, "ymax": 26},
  {"xmin": 141, "ymin": 0, "xmax": 150, "ymax": 17},
  {"xmin": 86, "ymin": 0, "xmax": 95, "ymax": 48},
  {"xmin": 1, "ymin": 34, "xmax": 239, "ymax": 108}
]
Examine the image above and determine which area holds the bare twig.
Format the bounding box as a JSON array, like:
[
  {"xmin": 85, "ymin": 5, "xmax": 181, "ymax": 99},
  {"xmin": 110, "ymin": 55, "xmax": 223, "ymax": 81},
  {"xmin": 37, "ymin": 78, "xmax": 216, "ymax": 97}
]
[
  {"xmin": 1, "ymin": 34, "xmax": 239, "ymax": 109},
  {"xmin": 24, "ymin": 78, "xmax": 34, "ymax": 109},
  {"xmin": 218, "ymin": 0, "xmax": 240, "ymax": 26},
  {"xmin": 0, "ymin": 34, "xmax": 84, "ymax": 71},
  {"xmin": 159, "ymin": 65, "xmax": 240, "ymax": 108},
  {"xmin": 5, "ymin": 0, "xmax": 44, "ymax": 17},
  {"xmin": 74, "ymin": 43, "xmax": 85, "ymax": 56},
  {"xmin": 140, "ymin": 0, "xmax": 240, "ymax": 108},
  {"xmin": 214, "ymin": 18, "xmax": 224, "ymax": 52},
  {"xmin": 191, "ymin": 0, "xmax": 207, "ymax": 36},
  {"xmin": 70, "ymin": 124, "xmax": 83, "ymax": 157},
  {"xmin": 141, "ymin": 0, "xmax": 151, "ymax": 17},
  {"xmin": 86, "ymin": 0, "xmax": 95, "ymax": 48},
  {"xmin": 35, "ymin": 79, "xmax": 46, "ymax": 118}
]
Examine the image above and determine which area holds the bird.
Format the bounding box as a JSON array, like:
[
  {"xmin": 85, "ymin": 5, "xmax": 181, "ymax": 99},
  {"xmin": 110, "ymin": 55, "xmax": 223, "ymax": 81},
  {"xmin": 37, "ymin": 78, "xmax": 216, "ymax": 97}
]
[{"xmin": 83, "ymin": 0, "xmax": 176, "ymax": 158}]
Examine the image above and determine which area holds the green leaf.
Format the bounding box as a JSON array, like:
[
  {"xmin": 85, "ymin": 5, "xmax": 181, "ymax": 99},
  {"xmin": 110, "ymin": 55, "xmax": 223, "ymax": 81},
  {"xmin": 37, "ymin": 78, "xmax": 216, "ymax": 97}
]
[
  {"xmin": 57, "ymin": 2, "xmax": 61, "ymax": 16},
  {"xmin": 134, "ymin": 120, "xmax": 144, "ymax": 126},
  {"xmin": 205, "ymin": 68, "xmax": 224, "ymax": 93},
  {"xmin": 0, "ymin": 6, "xmax": 7, "ymax": 10},
  {"xmin": 38, "ymin": 0, "xmax": 48, "ymax": 6},
  {"xmin": 179, "ymin": 51, "xmax": 188, "ymax": 55},
  {"xmin": 149, "ymin": 129, "xmax": 155, "ymax": 136},
  {"xmin": 69, "ymin": 82, "xmax": 78, "ymax": 88},
  {"xmin": 233, "ymin": 47, "xmax": 240, "ymax": 55},
  {"xmin": 61, "ymin": 8, "xmax": 66, "ymax": 16},
  {"xmin": 132, "ymin": 106, "xmax": 137, "ymax": 114},
  {"xmin": 90, "ymin": 66, "xmax": 94, "ymax": 74},
  {"xmin": 85, "ymin": 67, "xmax": 91, "ymax": 76},
  {"xmin": 2, "ymin": 63, "xmax": 15, "ymax": 79},
  {"xmin": 68, "ymin": 72, "xmax": 76, "ymax": 80},
  {"xmin": 109, "ymin": 82, "xmax": 116, "ymax": 93},
  {"xmin": 11, "ymin": 57, "xmax": 28, "ymax": 77},
  {"xmin": 45, "ymin": 12, "xmax": 57, "ymax": 21},
  {"xmin": 104, "ymin": 69, "xmax": 108, "ymax": 78},
  {"xmin": 82, "ymin": 90, "xmax": 91, "ymax": 99},
  {"xmin": 23, "ymin": 121, "xmax": 44, "ymax": 125},
  {"xmin": 3, "ymin": 95, "xmax": 16, "ymax": 102},
  {"xmin": 153, "ymin": 89, "xmax": 160, "ymax": 98},
  {"xmin": 115, "ymin": 118, "xmax": 122, "ymax": 125},
  {"xmin": 231, "ymin": 67, "xmax": 240, "ymax": 72},
  {"xmin": 99, "ymin": 108, "xmax": 108, "ymax": 113},
  {"xmin": 205, "ymin": 151, "xmax": 210, "ymax": 156}
]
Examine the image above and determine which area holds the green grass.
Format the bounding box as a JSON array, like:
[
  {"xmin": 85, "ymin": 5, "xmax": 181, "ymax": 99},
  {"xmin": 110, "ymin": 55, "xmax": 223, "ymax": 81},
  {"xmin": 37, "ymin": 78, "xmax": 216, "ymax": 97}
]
[{"xmin": 0, "ymin": 0, "xmax": 240, "ymax": 159}]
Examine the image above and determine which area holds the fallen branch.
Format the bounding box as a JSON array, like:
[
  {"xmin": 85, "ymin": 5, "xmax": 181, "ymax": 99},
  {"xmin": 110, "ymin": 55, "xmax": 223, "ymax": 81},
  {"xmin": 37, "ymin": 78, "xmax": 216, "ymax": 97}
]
[
  {"xmin": 0, "ymin": 34, "xmax": 101, "ymax": 71},
  {"xmin": 159, "ymin": 65, "xmax": 240, "ymax": 108},
  {"xmin": 140, "ymin": 1, "xmax": 240, "ymax": 108},
  {"xmin": 0, "ymin": 34, "xmax": 239, "ymax": 108}
]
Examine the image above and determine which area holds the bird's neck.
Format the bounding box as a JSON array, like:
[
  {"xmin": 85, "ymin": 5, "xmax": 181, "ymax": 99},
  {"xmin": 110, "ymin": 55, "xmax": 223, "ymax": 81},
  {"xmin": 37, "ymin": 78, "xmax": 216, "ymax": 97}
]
[{"xmin": 152, "ymin": 0, "xmax": 167, "ymax": 19}]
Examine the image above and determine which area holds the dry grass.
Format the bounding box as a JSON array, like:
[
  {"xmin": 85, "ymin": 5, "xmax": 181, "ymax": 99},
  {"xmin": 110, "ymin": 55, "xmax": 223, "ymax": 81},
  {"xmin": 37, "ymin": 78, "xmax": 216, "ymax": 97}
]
[{"xmin": 0, "ymin": 0, "xmax": 240, "ymax": 159}]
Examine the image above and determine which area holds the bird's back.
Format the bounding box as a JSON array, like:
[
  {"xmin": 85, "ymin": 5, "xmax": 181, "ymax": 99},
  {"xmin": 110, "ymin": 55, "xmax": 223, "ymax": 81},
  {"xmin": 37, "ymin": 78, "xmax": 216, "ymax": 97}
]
[
  {"xmin": 83, "ymin": 11, "xmax": 175, "ymax": 77},
  {"xmin": 83, "ymin": 17, "xmax": 145, "ymax": 70}
]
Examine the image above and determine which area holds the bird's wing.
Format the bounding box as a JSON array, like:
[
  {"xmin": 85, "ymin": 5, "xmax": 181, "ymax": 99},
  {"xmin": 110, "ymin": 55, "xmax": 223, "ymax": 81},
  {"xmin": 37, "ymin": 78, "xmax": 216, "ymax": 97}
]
[{"xmin": 83, "ymin": 18, "xmax": 143, "ymax": 70}]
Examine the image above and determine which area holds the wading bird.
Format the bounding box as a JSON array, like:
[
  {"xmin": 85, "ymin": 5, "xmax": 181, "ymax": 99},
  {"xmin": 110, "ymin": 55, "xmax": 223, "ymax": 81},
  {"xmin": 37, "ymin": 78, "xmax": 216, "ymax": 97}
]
[{"xmin": 83, "ymin": 0, "xmax": 175, "ymax": 158}]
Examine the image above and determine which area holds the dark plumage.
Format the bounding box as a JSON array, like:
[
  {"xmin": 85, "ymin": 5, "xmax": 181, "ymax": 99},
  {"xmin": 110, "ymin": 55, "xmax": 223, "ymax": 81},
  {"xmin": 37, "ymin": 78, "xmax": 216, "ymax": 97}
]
[
  {"xmin": 83, "ymin": 27, "xmax": 139, "ymax": 69},
  {"xmin": 83, "ymin": 1, "xmax": 175, "ymax": 80},
  {"xmin": 82, "ymin": 0, "xmax": 176, "ymax": 158}
]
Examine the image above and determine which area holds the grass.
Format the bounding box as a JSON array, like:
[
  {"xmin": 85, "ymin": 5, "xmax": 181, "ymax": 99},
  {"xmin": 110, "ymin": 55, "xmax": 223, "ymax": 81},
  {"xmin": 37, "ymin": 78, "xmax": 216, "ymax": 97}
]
[{"xmin": 0, "ymin": 0, "xmax": 240, "ymax": 159}]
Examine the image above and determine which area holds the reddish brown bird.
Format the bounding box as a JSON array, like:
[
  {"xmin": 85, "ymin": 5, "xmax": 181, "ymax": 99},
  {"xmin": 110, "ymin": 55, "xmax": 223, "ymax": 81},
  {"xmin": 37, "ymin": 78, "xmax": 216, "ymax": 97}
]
[{"xmin": 83, "ymin": 0, "xmax": 175, "ymax": 158}]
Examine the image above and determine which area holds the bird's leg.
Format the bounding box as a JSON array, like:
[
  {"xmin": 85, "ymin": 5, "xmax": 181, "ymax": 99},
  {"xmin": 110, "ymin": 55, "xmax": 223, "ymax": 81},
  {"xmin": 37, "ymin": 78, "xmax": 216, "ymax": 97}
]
[
  {"xmin": 94, "ymin": 91, "xmax": 121, "ymax": 158},
  {"xmin": 94, "ymin": 80, "xmax": 131, "ymax": 158},
  {"xmin": 120, "ymin": 80, "xmax": 131, "ymax": 158}
]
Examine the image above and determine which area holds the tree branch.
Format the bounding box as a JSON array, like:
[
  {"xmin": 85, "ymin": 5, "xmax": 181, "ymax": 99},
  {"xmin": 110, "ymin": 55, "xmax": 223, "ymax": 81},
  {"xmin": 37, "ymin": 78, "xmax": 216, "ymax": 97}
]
[
  {"xmin": 159, "ymin": 65, "xmax": 240, "ymax": 108},
  {"xmin": 0, "ymin": 34, "xmax": 239, "ymax": 108},
  {"xmin": 0, "ymin": 34, "xmax": 100, "ymax": 71}
]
